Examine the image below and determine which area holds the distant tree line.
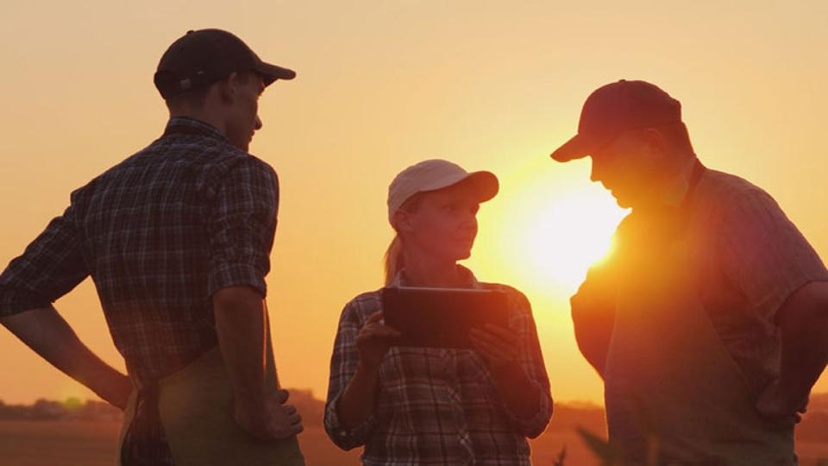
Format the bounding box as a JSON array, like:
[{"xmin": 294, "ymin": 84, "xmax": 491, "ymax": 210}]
[
  {"xmin": 0, "ymin": 390, "xmax": 322, "ymax": 424},
  {"xmin": 0, "ymin": 398, "xmax": 122, "ymax": 422},
  {"xmin": 0, "ymin": 391, "xmax": 824, "ymax": 443}
]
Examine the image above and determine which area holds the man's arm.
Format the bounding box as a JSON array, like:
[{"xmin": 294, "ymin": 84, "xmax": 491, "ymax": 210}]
[
  {"xmin": 206, "ymin": 157, "xmax": 302, "ymax": 438},
  {"xmin": 570, "ymin": 263, "xmax": 617, "ymax": 377},
  {"xmin": 213, "ymin": 285, "xmax": 302, "ymax": 440},
  {"xmin": 0, "ymin": 307, "xmax": 131, "ymax": 409},
  {"xmin": 569, "ymin": 215, "xmax": 633, "ymax": 377},
  {"xmin": 714, "ymin": 188, "xmax": 828, "ymax": 420},
  {"xmin": 757, "ymin": 281, "xmax": 828, "ymax": 419},
  {"xmin": 0, "ymin": 205, "xmax": 124, "ymax": 402}
]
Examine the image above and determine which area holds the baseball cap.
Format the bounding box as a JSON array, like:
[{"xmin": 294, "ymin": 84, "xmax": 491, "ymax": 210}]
[
  {"xmin": 550, "ymin": 80, "xmax": 682, "ymax": 162},
  {"xmin": 154, "ymin": 29, "xmax": 296, "ymax": 99},
  {"xmin": 387, "ymin": 159, "xmax": 499, "ymax": 222}
]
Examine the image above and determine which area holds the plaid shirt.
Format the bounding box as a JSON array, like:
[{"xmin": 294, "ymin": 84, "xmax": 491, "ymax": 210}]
[
  {"xmin": 325, "ymin": 268, "xmax": 552, "ymax": 466},
  {"xmin": 0, "ymin": 117, "xmax": 279, "ymax": 385}
]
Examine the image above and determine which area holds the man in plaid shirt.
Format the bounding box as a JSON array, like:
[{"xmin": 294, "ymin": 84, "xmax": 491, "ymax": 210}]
[{"xmin": 0, "ymin": 29, "xmax": 304, "ymax": 465}]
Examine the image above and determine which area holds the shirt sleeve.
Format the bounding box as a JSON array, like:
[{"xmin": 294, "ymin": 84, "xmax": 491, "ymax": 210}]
[
  {"xmin": 568, "ymin": 214, "xmax": 634, "ymax": 376},
  {"xmin": 0, "ymin": 204, "xmax": 89, "ymax": 315},
  {"xmin": 324, "ymin": 297, "xmax": 377, "ymax": 450},
  {"xmin": 498, "ymin": 287, "xmax": 553, "ymax": 438},
  {"xmin": 207, "ymin": 157, "xmax": 279, "ymax": 298},
  {"xmin": 570, "ymin": 261, "xmax": 616, "ymax": 377},
  {"xmin": 718, "ymin": 186, "xmax": 828, "ymax": 323}
]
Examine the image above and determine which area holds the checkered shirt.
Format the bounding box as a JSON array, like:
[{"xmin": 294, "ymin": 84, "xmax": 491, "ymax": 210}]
[
  {"xmin": 0, "ymin": 117, "xmax": 279, "ymax": 385},
  {"xmin": 325, "ymin": 268, "xmax": 552, "ymax": 466}
]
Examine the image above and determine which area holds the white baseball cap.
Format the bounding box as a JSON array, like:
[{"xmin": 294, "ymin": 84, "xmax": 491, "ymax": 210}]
[{"xmin": 387, "ymin": 159, "xmax": 499, "ymax": 222}]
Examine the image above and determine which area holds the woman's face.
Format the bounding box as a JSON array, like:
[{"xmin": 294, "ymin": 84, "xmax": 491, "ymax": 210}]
[{"xmin": 397, "ymin": 182, "xmax": 480, "ymax": 263}]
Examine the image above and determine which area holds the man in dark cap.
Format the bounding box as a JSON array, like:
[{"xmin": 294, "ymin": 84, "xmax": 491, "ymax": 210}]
[
  {"xmin": 550, "ymin": 79, "xmax": 828, "ymax": 465},
  {"xmin": 0, "ymin": 29, "xmax": 304, "ymax": 465}
]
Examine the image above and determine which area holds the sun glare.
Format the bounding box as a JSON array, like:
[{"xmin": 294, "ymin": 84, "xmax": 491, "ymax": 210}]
[
  {"xmin": 475, "ymin": 162, "xmax": 628, "ymax": 300},
  {"xmin": 518, "ymin": 190, "xmax": 626, "ymax": 291}
]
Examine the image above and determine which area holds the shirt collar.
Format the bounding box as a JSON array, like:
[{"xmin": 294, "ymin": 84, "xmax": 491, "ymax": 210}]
[
  {"xmin": 162, "ymin": 117, "xmax": 228, "ymax": 143},
  {"xmin": 390, "ymin": 264, "xmax": 481, "ymax": 289},
  {"xmin": 658, "ymin": 158, "xmax": 697, "ymax": 207}
]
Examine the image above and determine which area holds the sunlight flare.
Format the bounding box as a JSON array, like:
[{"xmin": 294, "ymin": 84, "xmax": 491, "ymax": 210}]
[
  {"xmin": 519, "ymin": 191, "xmax": 625, "ymax": 290},
  {"xmin": 474, "ymin": 162, "xmax": 628, "ymax": 302}
]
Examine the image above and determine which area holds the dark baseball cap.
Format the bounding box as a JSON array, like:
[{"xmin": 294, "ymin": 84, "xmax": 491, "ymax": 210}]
[
  {"xmin": 154, "ymin": 29, "xmax": 296, "ymax": 99},
  {"xmin": 550, "ymin": 80, "xmax": 682, "ymax": 162}
]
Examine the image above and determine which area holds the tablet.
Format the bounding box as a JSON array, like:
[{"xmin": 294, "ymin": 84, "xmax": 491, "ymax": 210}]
[{"xmin": 381, "ymin": 286, "xmax": 510, "ymax": 348}]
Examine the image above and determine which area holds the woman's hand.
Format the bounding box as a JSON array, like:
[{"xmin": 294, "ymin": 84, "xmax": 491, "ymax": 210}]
[
  {"xmin": 336, "ymin": 311, "xmax": 401, "ymax": 430},
  {"xmin": 470, "ymin": 323, "xmax": 542, "ymax": 420},
  {"xmin": 469, "ymin": 323, "xmax": 520, "ymax": 373},
  {"xmin": 356, "ymin": 311, "xmax": 401, "ymax": 372}
]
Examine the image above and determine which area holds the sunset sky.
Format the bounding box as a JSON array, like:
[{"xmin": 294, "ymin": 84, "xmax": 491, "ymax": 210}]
[{"xmin": 1, "ymin": 1, "xmax": 827, "ymax": 406}]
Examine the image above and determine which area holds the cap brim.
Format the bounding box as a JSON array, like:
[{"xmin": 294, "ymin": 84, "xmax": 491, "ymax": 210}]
[
  {"xmin": 419, "ymin": 170, "xmax": 499, "ymax": 203},
  {"xmin": 257, "ymin": 62, "xmax": 297, "ymax": 85},
  {"xmin": 550, "ymin": 134, "xmax": 594, "ymax": 162},
  {"xmin": 455, "ymin": 171, "xmax": 500, "ymax": 203}
]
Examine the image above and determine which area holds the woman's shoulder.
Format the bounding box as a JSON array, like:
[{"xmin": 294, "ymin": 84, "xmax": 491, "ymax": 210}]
[
  {"xmin": 479, "ymin": 282, "xmax": 531, "ymax": 309},
  {"xmin": 339, "ymin": 288, "xmax": 384, "ymax": 321},
  {"xmin": 479, "ymin": 282, "xmax": 525, "ymax": 296}
]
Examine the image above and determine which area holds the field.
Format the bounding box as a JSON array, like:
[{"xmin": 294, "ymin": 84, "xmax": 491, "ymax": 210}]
[
  {"xmin": 0, "ymin": 420, "xmax": 581, "ymax": 466},
  {"xmin": 0, "ymin": 421, "xmax": 364, "ymax": 466},
  {"xmin": 0, "ymin": 402, "xmax": 826, "ymax": 466},
  {"xmin": 0, "ymin": 420, "xmax": 120, "ymax": 466}
]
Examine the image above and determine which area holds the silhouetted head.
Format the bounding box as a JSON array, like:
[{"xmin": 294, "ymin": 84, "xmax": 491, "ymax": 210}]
[
  {"xmin": 153, "ymin": 29, "xmax": 296, "ymax": 151},
  {"xmin": 550, "ymin": 80, "xmax": 695, "ymax": 209},
  {"xmin": 384, "ymin": 159, "xmax": 499, "ymax": 284}
]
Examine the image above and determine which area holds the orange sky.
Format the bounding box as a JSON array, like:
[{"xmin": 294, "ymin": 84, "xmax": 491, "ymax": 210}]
[{"xmin": 1, "ymin": 1, "xmax": 827, "ymax": 405}]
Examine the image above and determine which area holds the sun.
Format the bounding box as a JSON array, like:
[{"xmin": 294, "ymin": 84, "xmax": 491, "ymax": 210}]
[
  {"xmin": 472, "ymin": 160, "xmax": 628, "ymax": 300},
  {"xmin": 517, "ymin": 188, "xmax": 626, "ymax": 290}
]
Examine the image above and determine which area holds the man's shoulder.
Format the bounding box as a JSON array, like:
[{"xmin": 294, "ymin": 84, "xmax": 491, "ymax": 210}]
[
  {"xmin": 239, "ymin": 153, "xmax": 278, "ymax": 178},
  {"xmin": 698, "ymin": 168, "xmax": 773, "ymax": 202},
  {"xmin": 198, "ymin": 145, "xmax": 277, "ymax": 181},
  {"xmin": 111, "ymin": 136, "xmax": 275, "ymax": 180},
  {"xmin": 693, "ymin": 167, "xmax": 790, "ymax": 232}
]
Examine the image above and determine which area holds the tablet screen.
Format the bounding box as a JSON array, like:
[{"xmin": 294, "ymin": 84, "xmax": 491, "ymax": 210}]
[{"xmin": 381, "ymin": 286, "xmax": 509, "ymax": 348}]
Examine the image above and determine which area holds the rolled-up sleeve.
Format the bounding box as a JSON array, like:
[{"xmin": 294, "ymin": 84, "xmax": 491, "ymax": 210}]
[
  {"xmin": 207, "ymin": 157, "xmax": 278, "ymax": 298},
  {"xmin": 325, "ymin": 394, "xmax": 376, "ymax": 451},
  {"xmin": 324, "ymin": 298, "xmax": 376, "ymax": 450},
  {"xmin": 719, "ymin": 187, "xmax": 828, "ymax": 323},
  {"xmin": 500, "ymin": 288, "xmax": 553, "ymax": 438},
  {"xmin": 0, "ymin": 204, "xmax": 89, "ymax": 315}
]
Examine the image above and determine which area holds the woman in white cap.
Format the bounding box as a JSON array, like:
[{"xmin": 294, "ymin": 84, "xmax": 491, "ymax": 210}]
[{"xmin": 324, "ymin": 159, "xmax": 552, "ymax": 465}]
